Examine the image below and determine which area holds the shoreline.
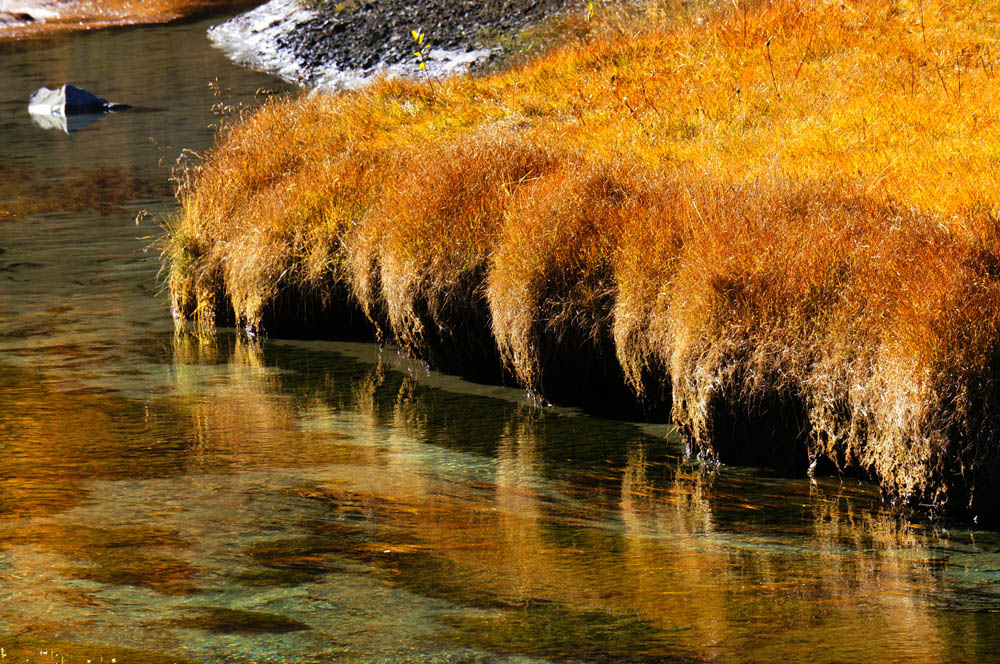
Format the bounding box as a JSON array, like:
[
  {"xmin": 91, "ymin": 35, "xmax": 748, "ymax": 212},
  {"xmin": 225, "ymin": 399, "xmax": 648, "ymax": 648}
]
[
  {"xmin": 166, "ymin": 0, "xmax": 1000, "ymax": 524},
  {"xmin": 207, "ymin": 0, "xmax": 573, "ymax": 92},
  {"xmin": 0, "ymin": 0, "xmax": 260, "ymax": 41}
]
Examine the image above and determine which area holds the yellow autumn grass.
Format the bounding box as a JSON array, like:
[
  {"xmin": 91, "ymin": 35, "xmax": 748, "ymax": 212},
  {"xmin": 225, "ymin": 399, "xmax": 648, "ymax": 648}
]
[{"xmin": 165, "ymin": 0, "xmax": 1000, "ymax": 517}]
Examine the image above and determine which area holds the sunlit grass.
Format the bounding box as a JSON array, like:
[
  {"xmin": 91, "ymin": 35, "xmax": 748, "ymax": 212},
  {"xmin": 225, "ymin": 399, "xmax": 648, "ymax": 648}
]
[{"xmin": 165, "ymin": 0, "xmax": 1000, "ymax": 516}]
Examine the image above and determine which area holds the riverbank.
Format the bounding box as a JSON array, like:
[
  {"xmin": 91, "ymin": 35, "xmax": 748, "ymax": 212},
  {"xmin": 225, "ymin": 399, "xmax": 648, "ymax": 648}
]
[
  {"xmin": 0, "ymin": 0, "xmax": 258, "ymax": 40},
  {"xmin": 165, "ymin": 0, "xmax": 1000, "ymax": 522},
  {"xmin": 208, "ymin": 0, "xmax": 573, "ymax": 91}
]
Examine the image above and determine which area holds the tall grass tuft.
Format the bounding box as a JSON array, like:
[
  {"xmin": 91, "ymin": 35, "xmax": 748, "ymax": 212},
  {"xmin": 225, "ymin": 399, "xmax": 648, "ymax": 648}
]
[
  {"xmin": 347, "ymin": 128, "xmax": 558, "ymax": 358},
  {"xmin": 488, "ymin": 160, "xmax": 683, "ymax": 406}
]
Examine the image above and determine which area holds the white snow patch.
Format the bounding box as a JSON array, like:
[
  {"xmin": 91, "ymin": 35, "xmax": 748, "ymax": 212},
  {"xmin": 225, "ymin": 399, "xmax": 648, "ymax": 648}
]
[{"xmin": 207, "ymin": 0, "xmax": 317, "ymax": 83}]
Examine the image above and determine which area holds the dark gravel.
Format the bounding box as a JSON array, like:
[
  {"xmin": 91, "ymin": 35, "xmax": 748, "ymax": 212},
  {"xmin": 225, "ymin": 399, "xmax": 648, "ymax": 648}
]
[{"xmin": 277, "ymin": 0, "xmax": 570, "ymax": 77}]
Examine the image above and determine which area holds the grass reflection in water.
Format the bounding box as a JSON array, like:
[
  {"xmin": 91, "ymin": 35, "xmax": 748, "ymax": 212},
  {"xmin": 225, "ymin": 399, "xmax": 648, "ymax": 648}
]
[{"xmin": 0, "ymin": 335, "xmax": 998, "ymax": 662}]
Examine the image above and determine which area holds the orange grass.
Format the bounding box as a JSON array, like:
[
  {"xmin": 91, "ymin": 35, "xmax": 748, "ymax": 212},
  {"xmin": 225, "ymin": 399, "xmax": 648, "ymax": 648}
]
[
  {"xmin": 346, "ymin": 129, "xmax": 559, "ymax": 355},
  {"xmin": 165, "ymin": 0, "xmax": 1000, "ymax": 516}
]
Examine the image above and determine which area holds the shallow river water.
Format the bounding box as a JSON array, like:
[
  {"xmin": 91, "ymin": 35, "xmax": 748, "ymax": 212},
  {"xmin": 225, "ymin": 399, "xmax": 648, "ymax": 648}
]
[{"xmin": 2, "ymin": 14, "xmax": 1000, "ymax": 664}]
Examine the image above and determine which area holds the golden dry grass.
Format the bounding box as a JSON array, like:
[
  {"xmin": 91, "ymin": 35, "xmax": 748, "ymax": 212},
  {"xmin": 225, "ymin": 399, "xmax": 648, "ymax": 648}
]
[
  {"xmin": 347, "ymin": 128, "xmax": 559, "ymax": 354},
  {"xmin": 165, "ymin": 0, "xmax": 1000, "ymax": 516}
]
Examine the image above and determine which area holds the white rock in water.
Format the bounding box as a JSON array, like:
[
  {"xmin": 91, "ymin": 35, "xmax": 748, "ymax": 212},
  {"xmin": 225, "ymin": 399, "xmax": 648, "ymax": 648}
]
[
  {"xmin": 28, "ymin": 84, "xmax": 130, "ymax": 133},
  {"xmin": 28, "ymin": 84, "xmax": 126, "ymax": 115},
  {"xmin": 2, "ymin": 1, "xmax": 61, "ymax": 20}
]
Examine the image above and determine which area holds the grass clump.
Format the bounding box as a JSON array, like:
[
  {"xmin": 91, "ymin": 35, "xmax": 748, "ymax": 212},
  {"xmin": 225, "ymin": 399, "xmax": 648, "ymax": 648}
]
[
  {"xmin": 346, "ymin": 128, "xmax": 559, "ymax": 360},
  {"xmin": 489, "ymin": 160, "xmax": 683, "ymax": 407},
  {"xmin": 166, "ymin": 0, "xmax": 1000, "ymax": 519}
]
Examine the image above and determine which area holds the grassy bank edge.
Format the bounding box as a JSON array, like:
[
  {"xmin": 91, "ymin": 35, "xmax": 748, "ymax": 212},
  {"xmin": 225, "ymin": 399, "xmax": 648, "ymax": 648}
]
[{"xmin": 163, "ymin": 0, "xmax": 1000, "ymax": 522}]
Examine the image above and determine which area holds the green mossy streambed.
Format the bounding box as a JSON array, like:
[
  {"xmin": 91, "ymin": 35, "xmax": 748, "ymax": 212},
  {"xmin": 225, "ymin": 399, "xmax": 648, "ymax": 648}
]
[{"xmin": 2, "ymin": 6, "xmax": 1000, "ymax": 664}]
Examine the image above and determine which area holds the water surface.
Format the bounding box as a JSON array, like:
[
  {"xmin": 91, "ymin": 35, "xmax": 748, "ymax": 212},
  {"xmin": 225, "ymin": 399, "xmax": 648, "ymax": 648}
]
[{"xmin": 1, "ymin": 14, "xmax": 1000, "ymax": 664}]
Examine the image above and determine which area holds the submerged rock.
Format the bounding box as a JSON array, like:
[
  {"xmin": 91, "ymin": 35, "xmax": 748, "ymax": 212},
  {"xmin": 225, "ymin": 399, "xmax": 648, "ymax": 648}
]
[
  {"xmin": 167, "ymin": 606, "xmax": 311, "ymax": 634},
  {"xmin": 28, "ymin": 84, "xmax": 131, "ymax": 133}
]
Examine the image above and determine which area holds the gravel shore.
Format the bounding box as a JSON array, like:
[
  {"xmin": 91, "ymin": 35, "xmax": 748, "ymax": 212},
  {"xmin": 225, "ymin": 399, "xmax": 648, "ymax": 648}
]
[{"xmin": 209, "ymin": 0, "xmax": 571, "ymax": 91}]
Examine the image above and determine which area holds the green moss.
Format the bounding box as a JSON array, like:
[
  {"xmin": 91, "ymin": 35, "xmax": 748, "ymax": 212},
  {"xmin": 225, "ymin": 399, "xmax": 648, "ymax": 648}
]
[
  {"xmin": 299, "ymin": 0, "xmax": 360, "ymax": 12},
  {"xmin": 475, "ymin": 12, "xmax": 588, "ymax": 75}
]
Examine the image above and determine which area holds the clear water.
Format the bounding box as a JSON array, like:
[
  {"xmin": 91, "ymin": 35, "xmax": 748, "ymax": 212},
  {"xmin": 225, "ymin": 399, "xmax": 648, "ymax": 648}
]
[{"xmin": 1, "ymin": 15, "xmax": 1000, "ymax": 664}]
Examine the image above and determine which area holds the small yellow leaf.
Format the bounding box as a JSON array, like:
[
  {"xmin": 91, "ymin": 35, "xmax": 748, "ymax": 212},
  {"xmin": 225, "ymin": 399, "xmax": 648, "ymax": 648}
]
[
  {"xmin": 419, "ymin": 62, "xmax": 426, "ymax": 70},
  {"xmin": 411, "ymin": 29, "xmax": 419, "ymax": 40}
]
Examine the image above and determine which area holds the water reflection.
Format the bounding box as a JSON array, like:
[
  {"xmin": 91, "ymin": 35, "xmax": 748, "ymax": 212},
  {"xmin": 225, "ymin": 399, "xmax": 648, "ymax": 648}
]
[
  {"xmin": 0, "ymin": 163, "xmax": 170, "ymax": 219},
  {"xmin": 7, "ymin": 333, "xmax": 975, "ymax": 663},
  {"xmin": 29, "ymin": 109, "xmax": 110, "ymax": 134},
  {"xmin": 2, "ymin": 329, "xmax": 1000, "ymax": 662}
]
